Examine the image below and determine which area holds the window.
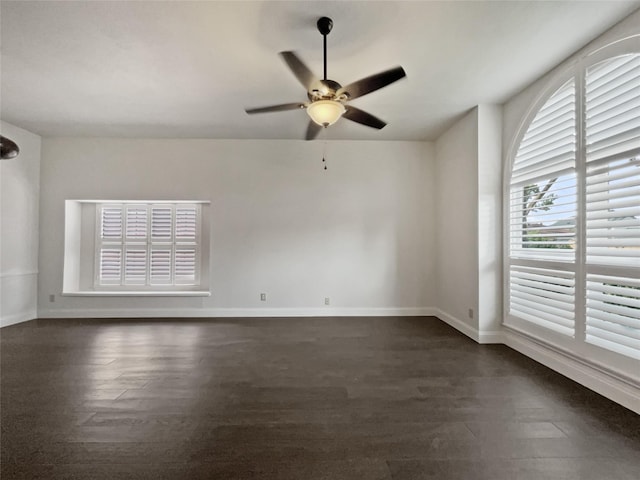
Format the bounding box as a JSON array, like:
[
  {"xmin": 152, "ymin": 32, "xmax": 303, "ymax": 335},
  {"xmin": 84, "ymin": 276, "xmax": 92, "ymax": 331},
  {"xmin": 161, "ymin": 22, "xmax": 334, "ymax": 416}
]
[
  {"xmin": 62, "ymin": 200, "xmax": 209, "ymax": 295},
  {"xmin": 96, "ymin": 203, "xmax": 201, "ymax": 288},
  {"xmin": 507, "ymin": 45, "xmax": 640, "ymax": 368}
]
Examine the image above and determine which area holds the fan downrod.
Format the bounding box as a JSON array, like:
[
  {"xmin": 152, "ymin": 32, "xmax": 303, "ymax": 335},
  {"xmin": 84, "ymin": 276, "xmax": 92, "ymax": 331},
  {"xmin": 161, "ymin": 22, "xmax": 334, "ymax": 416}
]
[
  {"xmin": 317, "ymin": 17, "xmax": 333, "ymax": 81},
  {"xmin": 317, "ymin": 17, "xmax": 333, "ymax": 36}
]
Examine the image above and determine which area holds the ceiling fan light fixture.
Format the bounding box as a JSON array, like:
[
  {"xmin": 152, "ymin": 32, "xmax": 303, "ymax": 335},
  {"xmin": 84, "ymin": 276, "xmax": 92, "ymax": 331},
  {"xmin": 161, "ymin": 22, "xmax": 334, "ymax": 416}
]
[{"xmin": 307, "ymin": 100, "xmax": 345, "ymax": 127}]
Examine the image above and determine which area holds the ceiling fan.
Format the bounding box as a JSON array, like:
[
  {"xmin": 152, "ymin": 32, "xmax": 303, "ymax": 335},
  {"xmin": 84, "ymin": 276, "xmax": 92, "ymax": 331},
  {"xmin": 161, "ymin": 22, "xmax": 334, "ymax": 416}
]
[{"xmin": 245, "ymin": 17, "xmax": 406, "ymax": 140}]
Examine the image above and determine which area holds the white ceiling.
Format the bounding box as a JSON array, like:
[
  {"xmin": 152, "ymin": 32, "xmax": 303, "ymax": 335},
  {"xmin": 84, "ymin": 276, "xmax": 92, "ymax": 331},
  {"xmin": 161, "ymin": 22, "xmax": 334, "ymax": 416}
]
[{"xmin": 1, "ymin": 1, "xmax": 639, "ymax": 141}]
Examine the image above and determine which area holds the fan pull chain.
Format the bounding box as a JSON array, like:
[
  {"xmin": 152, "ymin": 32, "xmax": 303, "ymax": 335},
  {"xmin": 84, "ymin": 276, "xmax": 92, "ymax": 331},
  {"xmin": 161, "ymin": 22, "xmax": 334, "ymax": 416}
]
[{"xmin": 322, "ymin": 128, "xmax": 328, "ymax": 170}]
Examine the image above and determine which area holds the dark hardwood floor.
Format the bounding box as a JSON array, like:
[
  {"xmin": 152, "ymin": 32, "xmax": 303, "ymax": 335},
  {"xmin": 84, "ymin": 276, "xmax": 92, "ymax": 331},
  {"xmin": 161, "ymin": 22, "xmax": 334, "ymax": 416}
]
[{"xmin": 1, "ymin": 316, "xmax": 639, "ymax": 479}]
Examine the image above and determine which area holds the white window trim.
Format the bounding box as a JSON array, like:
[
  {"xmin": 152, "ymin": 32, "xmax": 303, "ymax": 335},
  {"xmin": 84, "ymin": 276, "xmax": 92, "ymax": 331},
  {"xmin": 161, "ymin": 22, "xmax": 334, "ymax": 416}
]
[{"xmin": 62, "ymin": 291, "xmax": 210, "ymax": 297}]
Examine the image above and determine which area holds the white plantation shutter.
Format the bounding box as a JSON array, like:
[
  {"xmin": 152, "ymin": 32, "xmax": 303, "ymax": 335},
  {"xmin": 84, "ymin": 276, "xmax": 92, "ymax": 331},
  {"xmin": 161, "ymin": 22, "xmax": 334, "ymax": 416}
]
[
  {"xmin": 585, "ymin": 54, "xmax": 640, "ymax": 163},
  {"xmin": 150, "ymin": 247, "xmax": 172, "ymax": 285},
  {"xmin": 586, "ymin": 274, "xmax": 640, "ymax": 360},
  {"xmin": 585, "ymin": 156, "xmax": 640, "ymax": 267},
  {"xmin": 99, "ymin": 206, "xmax": 124, "ymax": 285},
  {"xmin": 511, "ymin": 79, "xmax": 576, "ymax": 185},
  {"xmin": 100, "ymin": 206, "xmax": 122, "ymax": 240},
  {"xmin": 174, "ymin": 246, "xmax": 197, "ymax": 284},
  {"xmin": 174, "ymin": 205, "xmax": 199, "ymax": 284},
  {"xmin": 99, "ymin": 247, "xmax": 122, "ymax": 284},
  {"xmin": 125, "ymin": 206, "xmax": 148, "ymax": 240},
  {"xmin": 510, "ymin": 265, "xmax": 575, "ymax": 336},
  {"xmin": 508, "ymin": 79, "xmax": 577, "ymax": 336},
  {"xmin": 124, "ymin": 247, "xmax": 148, "ymax": 285},
  {"xmin": 151, "ymin": 207, "xmax": 173, "ymax": 241},
  {"xmin": 175, "ymin": 206, "xmax": 198, "ymax": 241},
  {"xmin": 95, "ymin": 202, "xmax": 203, "ymax": 289},
  {"xmin": 510, "ymin": 79, "xmax": 576, "ymax": 264},
  {"xmin": 581, "ymin": 52, "xmax": 640, "ymax": 359}
]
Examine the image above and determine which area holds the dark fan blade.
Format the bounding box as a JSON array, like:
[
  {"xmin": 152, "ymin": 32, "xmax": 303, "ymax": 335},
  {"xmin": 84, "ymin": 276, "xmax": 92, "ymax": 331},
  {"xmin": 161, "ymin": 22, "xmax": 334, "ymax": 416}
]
[
  {"xmin": 0, "ymin": 135, "xmax": 20, "ymax": 160},
  {"xmin": 337, "ymin": 66, "xmax": 406, "ymax": 100},
  {"xmin": 305, "ymin": 120, "xmax": 322, "ymax": 140},
  {"xmin": 343, "ymin": 106, "xmax": 386, "ymax": 129},
  {"xmin": 245, "ymin": 103, "xmax": 305, "ymax": 114},
  {"xmin": 280, "ymin": 51, "xmax": 318, "ymax": 91}
]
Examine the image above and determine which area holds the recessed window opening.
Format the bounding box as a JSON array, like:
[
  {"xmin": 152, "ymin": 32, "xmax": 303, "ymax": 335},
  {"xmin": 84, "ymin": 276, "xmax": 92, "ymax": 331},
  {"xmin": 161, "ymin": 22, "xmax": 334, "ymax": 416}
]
[{"xmin": 62, "ymin": 200, "xmax": 210, "ymax": 296}]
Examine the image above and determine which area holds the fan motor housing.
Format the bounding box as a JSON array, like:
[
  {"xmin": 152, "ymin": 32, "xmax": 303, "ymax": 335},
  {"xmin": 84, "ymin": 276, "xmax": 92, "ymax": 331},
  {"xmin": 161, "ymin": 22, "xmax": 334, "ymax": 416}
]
[{"xmin": 308, "ymin": 79, "xmax": 342, "ymax": 101}]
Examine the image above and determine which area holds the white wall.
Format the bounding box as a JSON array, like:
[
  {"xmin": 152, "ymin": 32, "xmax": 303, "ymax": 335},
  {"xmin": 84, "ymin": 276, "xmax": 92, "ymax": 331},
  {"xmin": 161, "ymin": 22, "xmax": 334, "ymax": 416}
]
[
  {"xmin": 0, "ymin": 122, "xmax": 41, "ymax": 327},
  {"xmin": 477, "ymin": 105, "xmax": 503, "ymax": 338},
  {"xmin": 38, "ymin": 138, "xmax": 436, "ymax": 318},
  {"xmin": 434, "ymin": 105, "xmax": 503, "ymax": 343},
  {"xmin": 434, "ymin": 109, "xmax": 479, "ymax": 336}
]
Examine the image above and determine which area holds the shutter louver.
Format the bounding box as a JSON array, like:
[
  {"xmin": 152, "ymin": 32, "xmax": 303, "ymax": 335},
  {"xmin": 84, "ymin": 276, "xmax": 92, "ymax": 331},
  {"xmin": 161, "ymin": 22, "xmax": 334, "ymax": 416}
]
[
  {"xmin": 125, "ymin": 206, "xmax": 148, "ymax": 240},
  {"xmin": 586, "ymin": 54, "xmax": 640, "ymax": 163},
  {"xmin": 101, "ymin": 207, "xmax": 122, "ymax": 240},
  {"xmin": 150, "ymin": 248, "xmax": 172, "ymax": 284},
  {"xmin": 99, "ymin": 248, "xmax": 122, "ymax": 284},
  {"xmin": 151, "ymin": 207, "xmax": 173, "ymax": 241},
  {"xmin": 510, "ymin": 265, "xmax": 575, "ymax": 336},
  {"xmin": 124, "ymin": 248, "xmax": 147, "ymax": 284},
  {"xmin": 586, "ymin": 274, "xmax": 640, "ymax": 360}
]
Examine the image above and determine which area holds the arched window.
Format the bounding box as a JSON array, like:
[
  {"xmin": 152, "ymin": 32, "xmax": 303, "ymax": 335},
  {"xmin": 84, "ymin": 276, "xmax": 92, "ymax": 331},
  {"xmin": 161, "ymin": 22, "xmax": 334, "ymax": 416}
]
[{"xmin": 506, "ymin": 41, "xmax": 640, "ymax": 373}]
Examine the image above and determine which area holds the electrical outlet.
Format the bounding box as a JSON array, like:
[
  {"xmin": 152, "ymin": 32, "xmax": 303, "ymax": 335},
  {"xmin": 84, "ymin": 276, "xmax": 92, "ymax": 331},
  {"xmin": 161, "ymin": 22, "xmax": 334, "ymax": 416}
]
[
  {"xmin": 324, "ymin": 297, "xmax": 330, "ymax": 306},
  {"xmin": 468, "ymin": 308, "xmax": 474, "ymax": 319},
  {"xmin": 49, "ymin": 294, "xmax": 55, "ymax": 303},
  {"xmin": 260, "ymin": 293, "xmax": 267, "ymax": 301}
]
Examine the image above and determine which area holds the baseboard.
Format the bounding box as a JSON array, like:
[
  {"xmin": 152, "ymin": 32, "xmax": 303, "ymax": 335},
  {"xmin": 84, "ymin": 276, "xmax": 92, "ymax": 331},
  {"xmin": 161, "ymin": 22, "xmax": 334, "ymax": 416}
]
[
  {"xmin": 477, "ymin": 329, "xmax": 505, "ymax": 344},
  {"xmin": 37, "ymin": 306, "xmax": 437, "ymax": 319},
  {"xmin": 503, "ymin": 327, "xmax": 640, "ymax": 415},
  {"xmin": 1, "ymin": 310, "xmax": 38, "ymax": 328},
  {"xmin": 433, "ymin": 308, "xmax": 479, "ymax": 341},
  {"xmin": 432, "ymin": 309, "xmax": 503, "ymax": 344}
]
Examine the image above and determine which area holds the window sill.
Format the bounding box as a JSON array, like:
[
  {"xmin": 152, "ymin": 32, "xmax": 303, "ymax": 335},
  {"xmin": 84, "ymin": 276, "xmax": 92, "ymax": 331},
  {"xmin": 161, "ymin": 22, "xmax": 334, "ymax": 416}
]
[{"xmin": 62, "ymin": 291, "xmax": 211, "ymax": 297}]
